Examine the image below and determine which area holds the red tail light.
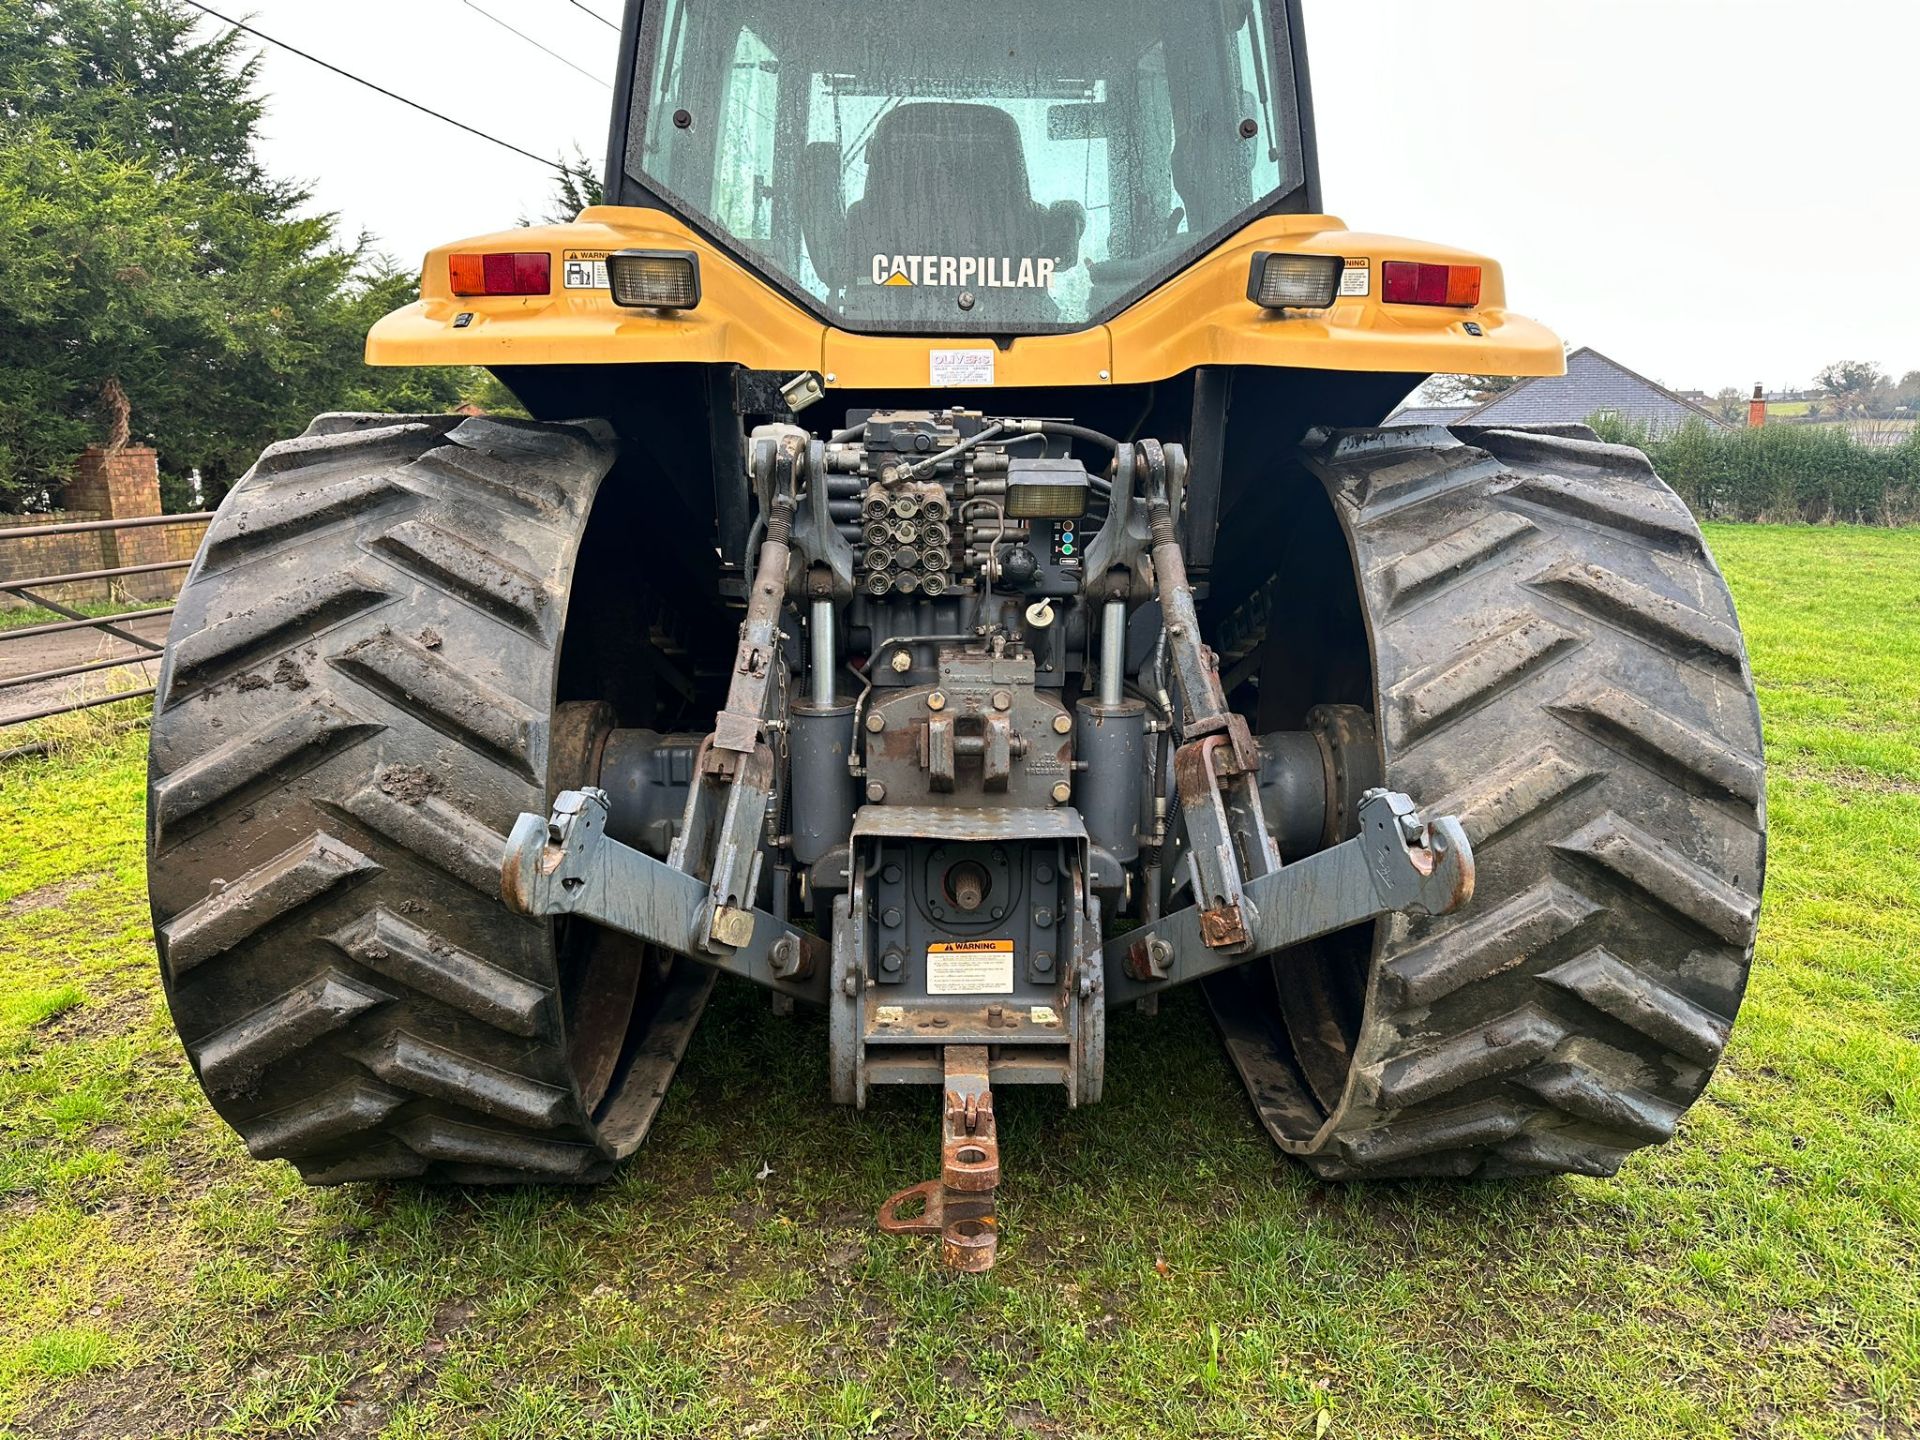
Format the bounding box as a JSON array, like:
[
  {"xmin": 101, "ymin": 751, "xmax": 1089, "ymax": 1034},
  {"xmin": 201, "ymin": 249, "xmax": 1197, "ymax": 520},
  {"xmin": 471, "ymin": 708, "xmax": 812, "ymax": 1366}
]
[
  {"xmin": 449, "ymin": 252, "xmax": 552, "ymax": 297},
  {"xmin": 1382, "ymin": 261, "xmax": 1482, "ymax": 308}
]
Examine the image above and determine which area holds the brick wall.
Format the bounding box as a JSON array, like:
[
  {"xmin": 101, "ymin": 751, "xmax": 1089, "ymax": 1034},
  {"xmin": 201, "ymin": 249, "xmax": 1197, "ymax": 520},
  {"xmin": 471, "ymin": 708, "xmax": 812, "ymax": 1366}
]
[
  {"xmin": 0, "ymin": 509, "xmax": 113, "ymax": 608},
  {"xmin": 0, "ymin": 446, "xmax": 206, "ymax": 611}
]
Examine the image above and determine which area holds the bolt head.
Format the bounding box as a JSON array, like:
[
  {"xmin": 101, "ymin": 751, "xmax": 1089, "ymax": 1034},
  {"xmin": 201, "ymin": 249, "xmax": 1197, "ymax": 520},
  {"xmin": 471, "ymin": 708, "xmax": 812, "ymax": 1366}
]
[
  {"xmin": 991, "ymin": 689, "xmax": 1013, "ymax": 711},
  {"xmin": 1052, "ymin": 712, "xmax": 1073, "ymax": 734},
  {"xmin": 865, "ymin": 712, "xmax": 887, "ymax": 733},
  {"xmin": 1051, "ymin": 781, "xmax": 1072, "ymax": 805},
  {"xmin": 889, "ymin": 649, "xmax": 913, "ymax": 673},
  {"xmin": 927, "ymin": 690, "xmax": 947, "ymax": 712},
  {"xmin": 866, "ymin": 781, "xmax": 887, "ymax": 803}
]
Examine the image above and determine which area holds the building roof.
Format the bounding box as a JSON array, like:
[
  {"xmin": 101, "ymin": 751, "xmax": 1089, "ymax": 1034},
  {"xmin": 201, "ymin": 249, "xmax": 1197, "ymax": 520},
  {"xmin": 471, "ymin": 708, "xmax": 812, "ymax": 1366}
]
[
  {"xmin": 1387, "ymin": 405, "xmax": 1479, "ymax": 428},
  {"xmin": 1388, "ymin": 348, "xmax": 1728, "ymax": 435}
]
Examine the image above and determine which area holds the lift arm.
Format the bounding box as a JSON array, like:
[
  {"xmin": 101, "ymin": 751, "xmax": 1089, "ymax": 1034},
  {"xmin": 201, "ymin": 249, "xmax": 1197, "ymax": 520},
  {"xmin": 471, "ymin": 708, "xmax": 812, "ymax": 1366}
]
[
  {"xmin": 502, "ymin": 788, "xmax": 829, "ymax": 1004},
  {"xmin": 1105, "ymin": 789, "xmax": 1472, "ymax": 1003}
]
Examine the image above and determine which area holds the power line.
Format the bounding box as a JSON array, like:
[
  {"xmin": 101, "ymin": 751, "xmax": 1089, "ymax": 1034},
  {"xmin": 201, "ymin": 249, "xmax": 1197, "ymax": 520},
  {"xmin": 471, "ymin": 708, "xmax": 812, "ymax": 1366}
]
[
  {"xmin": 561, "ymin": 0, "xmax": 622, "ymax": 33},
  {"xmin": 459, "ymin": 0, "xmax": 612, "ymax": 89},
  {"xmin": 178, "ymin": 0, "xmax": 570, "ymax": 173}
]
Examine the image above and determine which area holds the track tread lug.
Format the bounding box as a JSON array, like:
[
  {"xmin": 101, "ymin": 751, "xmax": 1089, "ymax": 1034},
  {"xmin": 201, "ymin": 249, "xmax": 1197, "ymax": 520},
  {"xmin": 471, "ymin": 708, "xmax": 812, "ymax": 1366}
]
[
  {"xmin": 1551, "ymin": 811, "xmax": 1758, "ymax": 945},
  {"xmin": 251, "ymin": 422, "xmax": 451, "ymax": 477},
  {"xmin": 1384, "ymin": 510, "xmax": 1539, "ymax": 609},
  {"xmin": 1490, "ymin": 1128, "xmax": 1627, "ymax": 1177},
  {"xmin": 1549, "ymin": 686, "xmax": 1764, "ymax": 806},
  {"xmin": 1539, "ymin": 946, "xmax": 1731, "ymax": 1062},
  {"xmin": 327, "ymin": 907, "xmax": 546, "ymax": 1035},
  {"xmin": 331, "ymin": 628, "xmax": 539, "ymax": 780},
  {"xmin": 243, "ymin": 1077, "xmax": 409, "ymax": 1159},
  {"xmin": 1497, "ymin": 467, "xmax": 1702, "ymax": 551},
  {"xmin": 343, "ymin": 778, "xmax": 511, "ymax": 895},
  {"xmin": 1337, "ymin": 444, "xmax": 1504, "ymax": 519},
  {"xmin": 151, "ymin": 699, "xmax": 384, "ymax": 836},
  {"xmin": 166, "ymin": 571, "xmax": 392, "ymax": 696},
  {"xmin": 1528, "ymin": 560, "xmax": 1744, "ymax": 669},
  {"xmin": 161, "ymin": 832, "xmax": 380, "ymax": 974},
  {"xmin": 395, "ymin": 1116, "xmax": 595, "ymax": 1177},
  {"xmin": 197, "ymin": 969, "xmax": 392, "ymax": 1092},
  {"xmin": 202, "ymin": 473, "xmax": 412, "ymax": 566},
  {"xmin": 1383, "ymin": 879, "xmax": 1601, "ymax": 1009},
  {"xmin": 1337, "ymin": 1098, "xmax": 1530, "ymax": 1167},
  {"xmin": 360, "ymin": 1032, "xmax": 570, "ymax": 1128},
  {"xmin": 1518, "ymin": 1059, "xmax": 1681, "ymax": 1142},
  {"xmin": 369, "ymin": 516, "xmax": 554, "ymax": 638},
  {"xmin": 1430, "ymin": 743, "xmax": 1596, "ymax": 848},
  {"xmin": 1375, "ymin": 1005, "xmax": 1565, "ymax": 1108},
  {"xmin": 302, "ymin": 1145, "xmax": 430, "ymax": 1185},
  {"xmin": 1387, "ymin": 610, "xmax": 1581, "ymax": 748}
]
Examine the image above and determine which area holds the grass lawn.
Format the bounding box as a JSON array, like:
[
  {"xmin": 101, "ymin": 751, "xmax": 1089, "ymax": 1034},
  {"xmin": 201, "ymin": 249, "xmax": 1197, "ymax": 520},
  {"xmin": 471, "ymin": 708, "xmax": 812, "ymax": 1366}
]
[
  {"xmin": 0, "ymin": 601, "xmax": 159, "ymax": 634},
  {"xmin": 0, "ymin": 522, "xmax": 1915, "ymax": 1439}
]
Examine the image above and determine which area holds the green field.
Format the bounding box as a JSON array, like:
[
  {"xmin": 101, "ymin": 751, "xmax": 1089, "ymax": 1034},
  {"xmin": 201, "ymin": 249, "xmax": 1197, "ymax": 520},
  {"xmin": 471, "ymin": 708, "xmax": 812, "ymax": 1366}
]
[{"xmin": 0, "ymin": 523, "xmax": 1915, "ymax": 1439}]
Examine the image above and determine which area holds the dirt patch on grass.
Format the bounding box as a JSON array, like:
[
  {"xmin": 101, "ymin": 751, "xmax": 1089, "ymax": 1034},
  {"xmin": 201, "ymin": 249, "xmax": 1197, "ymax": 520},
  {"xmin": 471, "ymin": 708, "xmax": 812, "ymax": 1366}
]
[
  {"xmin": 2, "ymin": 874, "xmax": 107, "ymax": 919},
  {"xmin": 11, "ymin": 1363, "xmax": 205, "ymax": 1440},
  {"xmin": 36, "ymin": 987, "xmax": 149, "ymax": 1048},
  {"xmin": 1817, "ymin": 765, "xmax": 1920, "ymax": 796}
]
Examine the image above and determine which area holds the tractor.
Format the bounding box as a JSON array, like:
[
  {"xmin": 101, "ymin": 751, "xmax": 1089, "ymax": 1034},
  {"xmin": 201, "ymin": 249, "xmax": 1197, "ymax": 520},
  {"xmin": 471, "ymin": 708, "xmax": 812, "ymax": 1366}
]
[{"xmin": 147, "ymin": 0, "xmax": 1765, "ymax": 1270}]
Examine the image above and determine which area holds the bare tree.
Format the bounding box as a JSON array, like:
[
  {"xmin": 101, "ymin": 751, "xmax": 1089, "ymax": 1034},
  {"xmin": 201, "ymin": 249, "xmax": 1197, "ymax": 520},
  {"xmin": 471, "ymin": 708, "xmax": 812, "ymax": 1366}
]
[{"xmin": 1816, "ymin": 360, "xmax": 1887, "ymax": 418}]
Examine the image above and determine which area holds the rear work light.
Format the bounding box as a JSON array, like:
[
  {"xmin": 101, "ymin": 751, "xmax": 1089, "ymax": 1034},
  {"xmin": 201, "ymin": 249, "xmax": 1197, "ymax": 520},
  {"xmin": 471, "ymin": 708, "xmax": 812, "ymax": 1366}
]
[
  {"xmin": 1247, "ymin": 252, "xmax": 1343, "ymax": 310},
  {"xmin": 449, "ymin": 252, "xmax": 552, "ymax": 297},
  {"xmin": 1381, "ymin": 261, "xmax": 1482, "ymax": 308},
  {"xmin": 1005, "ymin": 457, "xmax": 1090, "ymax": 520},
  {"xmin": 608, "ymin": 250, "xmax": 701, "ymax": 310}
]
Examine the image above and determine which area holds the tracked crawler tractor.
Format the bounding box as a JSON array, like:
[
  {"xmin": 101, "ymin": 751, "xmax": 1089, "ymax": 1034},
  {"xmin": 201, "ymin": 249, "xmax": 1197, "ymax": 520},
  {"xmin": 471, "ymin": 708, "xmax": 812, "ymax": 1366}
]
[{"xmin": 148, "ymin": 0, "xmax": 1765, "ymax": 1269}]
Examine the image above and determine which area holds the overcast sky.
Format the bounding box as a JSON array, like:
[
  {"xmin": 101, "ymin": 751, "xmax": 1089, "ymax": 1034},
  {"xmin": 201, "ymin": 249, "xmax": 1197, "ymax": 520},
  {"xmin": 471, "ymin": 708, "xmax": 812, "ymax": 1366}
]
[{"xmin": 214, "ymin": 0, "xmax": 1919, "ymax": 393}]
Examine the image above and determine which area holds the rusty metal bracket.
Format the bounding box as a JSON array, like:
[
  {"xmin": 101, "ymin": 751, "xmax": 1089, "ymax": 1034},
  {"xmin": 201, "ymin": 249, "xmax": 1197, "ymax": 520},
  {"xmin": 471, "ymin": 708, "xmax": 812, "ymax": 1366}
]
[{"xmin": 877, "ymin": 1046, "xmax": 1000, "ymax": 1271}]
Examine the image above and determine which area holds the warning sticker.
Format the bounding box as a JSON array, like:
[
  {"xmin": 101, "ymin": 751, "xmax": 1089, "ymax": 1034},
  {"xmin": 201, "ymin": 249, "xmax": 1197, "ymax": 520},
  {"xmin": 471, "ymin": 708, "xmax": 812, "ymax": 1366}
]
[
  {"xmin": 927, "ymin": 940, "xmax": 1015, "ymax": 995},
  {"xmin": 930, "ymin": 349, "xmax": 996, "ymax": 387},
  {"xmin": 563, "ymin": 249, "xmax": 610, "ymax": 290},
  {"xmin": 1339, "ymin": 259, "xmax": 1371, "ymax": 298}
]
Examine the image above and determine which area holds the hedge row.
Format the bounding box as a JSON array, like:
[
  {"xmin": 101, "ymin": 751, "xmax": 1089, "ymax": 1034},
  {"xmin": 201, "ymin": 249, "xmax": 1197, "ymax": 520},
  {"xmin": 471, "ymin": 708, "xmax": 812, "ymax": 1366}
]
[{"xmin": 1584, "ymin": 416, "xmax": 1920, "ymax": 525}]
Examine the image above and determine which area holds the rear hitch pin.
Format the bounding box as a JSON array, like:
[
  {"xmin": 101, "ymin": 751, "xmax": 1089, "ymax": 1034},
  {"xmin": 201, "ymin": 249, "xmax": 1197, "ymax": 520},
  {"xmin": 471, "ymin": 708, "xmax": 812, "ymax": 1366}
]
[{"xmin": 876, "ymin": 1045, "xmax": 1000, "ymax": 1271}]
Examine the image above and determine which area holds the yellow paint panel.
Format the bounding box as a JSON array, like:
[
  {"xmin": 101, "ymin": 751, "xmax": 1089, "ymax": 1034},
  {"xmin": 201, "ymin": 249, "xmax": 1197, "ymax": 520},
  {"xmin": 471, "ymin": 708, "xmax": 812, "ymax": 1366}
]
[
  {"xmin": 367, "ymin": 205, "xmax": 1565, "ymax": 387},
  {"xmin": 367, "ymin": 209, "xmax": 822, "ymax": 372},
  {"xmin": 1105, "ymin": 215, "xmax": 1565, "ymax": 384},
  {"xmin": 822, "ymin": 328, "xmax": 1113, "ymax": 392}
]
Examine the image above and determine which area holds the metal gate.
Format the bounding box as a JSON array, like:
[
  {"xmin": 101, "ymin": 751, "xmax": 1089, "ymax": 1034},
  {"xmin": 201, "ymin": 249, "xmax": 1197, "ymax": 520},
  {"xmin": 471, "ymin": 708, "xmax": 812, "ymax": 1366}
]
[{"xmin": 0, "ymin": 511, "xmax": 210, "ymax": 758}]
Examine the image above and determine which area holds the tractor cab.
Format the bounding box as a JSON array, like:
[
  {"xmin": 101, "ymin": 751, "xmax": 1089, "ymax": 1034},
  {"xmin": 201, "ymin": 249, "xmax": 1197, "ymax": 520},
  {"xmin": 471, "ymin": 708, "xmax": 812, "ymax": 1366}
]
[{"xmin": 612, "ymin": 0, "xmax": 1315, "ymax": 333}]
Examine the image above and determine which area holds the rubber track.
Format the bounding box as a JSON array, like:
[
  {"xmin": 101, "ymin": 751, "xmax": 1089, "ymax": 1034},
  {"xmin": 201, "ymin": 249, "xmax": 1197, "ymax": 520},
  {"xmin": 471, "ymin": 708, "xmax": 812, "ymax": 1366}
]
[
  {"xmin": 1215, "ymin": 424, "xmax": 1765, "ymax": 1178},
  {"xmin": 149, "ymin": 412, "xmax": 700, "ymax": 1184}
]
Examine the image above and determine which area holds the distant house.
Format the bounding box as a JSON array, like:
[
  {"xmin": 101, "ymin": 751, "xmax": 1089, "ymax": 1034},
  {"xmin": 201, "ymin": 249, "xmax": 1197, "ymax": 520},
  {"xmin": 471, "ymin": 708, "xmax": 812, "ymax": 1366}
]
[{"xmin": 1389, "ymin": 348, "xmax": 1730, "ymax": 436}]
